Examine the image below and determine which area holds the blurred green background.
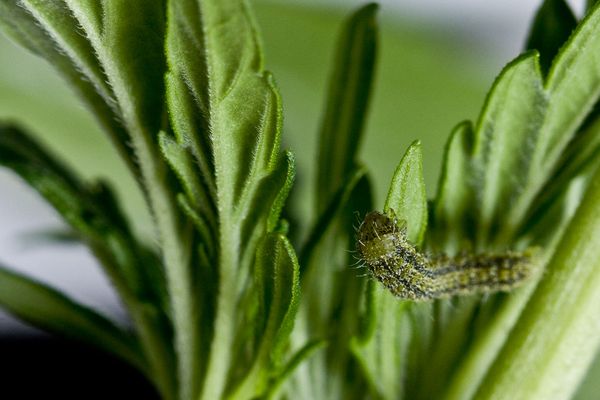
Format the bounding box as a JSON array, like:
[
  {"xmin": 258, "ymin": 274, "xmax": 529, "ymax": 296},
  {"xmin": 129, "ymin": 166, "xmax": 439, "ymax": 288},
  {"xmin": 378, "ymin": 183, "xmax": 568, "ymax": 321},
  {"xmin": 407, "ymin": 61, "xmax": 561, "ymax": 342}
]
[
  {"xmin": 0, "ymin": 1, "xmax": 597, "ymax": 398},
  {"xmin": 0, "ymin": 1, "xmax": 495, "ymax": 233}
]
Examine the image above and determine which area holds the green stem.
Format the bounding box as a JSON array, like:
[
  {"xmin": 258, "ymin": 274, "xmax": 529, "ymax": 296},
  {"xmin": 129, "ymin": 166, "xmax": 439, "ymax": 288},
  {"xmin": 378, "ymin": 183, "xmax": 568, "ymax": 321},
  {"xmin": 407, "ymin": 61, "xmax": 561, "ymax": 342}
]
[
  {"xmin": 474, "ymin": 165, "xmax": 600, "ymax": 400},
  {"xmin": 200, "ymin": 224, "xmax": 238, "ymax": 400},
  {"xmin": 57, "ymin": 4, "xmax": 198, "ymax": 397},
  {"xmin": 441, "ymin": 280, "xmax": 537, "ymax": 400},
  {"xmin": 92, "ymin": 32, "xmax": 198, "ymax": 400},
  {"xmin": 136, "ymin": 141, "xmax": 198, "ymax": 400}
]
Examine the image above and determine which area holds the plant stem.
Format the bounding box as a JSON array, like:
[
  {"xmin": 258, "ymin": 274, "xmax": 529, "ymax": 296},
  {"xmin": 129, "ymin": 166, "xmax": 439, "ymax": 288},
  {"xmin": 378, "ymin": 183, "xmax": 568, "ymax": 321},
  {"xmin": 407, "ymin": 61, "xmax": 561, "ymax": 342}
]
[
  {"xmin": 441, "ymin": 280, "xmax": 537, "ymax": 400},
  {"xmin": 200, "ymin": 223, "xmax": 238, "ymax": 400},
  {"xmin": 474, "ymin": 165, "xmax": 600, "ymax": 400},
  {"xmin": 135, "ymin": 143, "xmax": 198, "ymax": 400}
]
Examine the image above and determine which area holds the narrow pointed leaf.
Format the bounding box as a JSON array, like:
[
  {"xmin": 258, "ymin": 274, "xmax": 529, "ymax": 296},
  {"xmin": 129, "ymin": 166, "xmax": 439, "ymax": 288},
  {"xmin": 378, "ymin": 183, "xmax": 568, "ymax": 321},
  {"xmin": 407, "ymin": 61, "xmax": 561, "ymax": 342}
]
[
  {"xmin": 492, "ymin": 3, "xmax": 600, "ymax": 241},
  {"xmin": 384, "ymin": 140, "xmax": 427, "ymax": 244},
  {"xmin": 352, "ymin": 141, "xmax": 429, "ymax": 400},
  {"xmin": 300, "ymin": 167, "xmax": 369, "ymax": 272},
  {"xmin": 431, "ymin": 122, "xmax": 476, "ymax": 251},
  {"xmin": 0, "ymin": 125, "xmax": 164, "ymax": 300},
  {"xmin": 0, "ymin": 264, "xmax": 144, "ymax": 372},
  {"xmin": 316, "ymin": 3, "xmax": 378, "ymax": 210},
  {"xmin": 526, "ymin": 0, "xmax": 577, "ymax": 74},
  {"xmin": 472, "ymin": 53, "xmax": 546, "ymax": 246},
  {"xmin": 0, "ymin": 1, "xmax": 139, "ymax": 176},
  {"xmin": 530, "ymin": 3, "xmax": 600, "ymax": 195}
]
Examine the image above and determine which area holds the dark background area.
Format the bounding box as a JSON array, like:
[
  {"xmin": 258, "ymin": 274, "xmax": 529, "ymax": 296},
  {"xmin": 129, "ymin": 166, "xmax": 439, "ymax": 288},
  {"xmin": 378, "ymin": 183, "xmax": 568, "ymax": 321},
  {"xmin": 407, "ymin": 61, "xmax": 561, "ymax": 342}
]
[{"xmin": 0, "ymin": 335, "xmax": 159, "ymax": 399}]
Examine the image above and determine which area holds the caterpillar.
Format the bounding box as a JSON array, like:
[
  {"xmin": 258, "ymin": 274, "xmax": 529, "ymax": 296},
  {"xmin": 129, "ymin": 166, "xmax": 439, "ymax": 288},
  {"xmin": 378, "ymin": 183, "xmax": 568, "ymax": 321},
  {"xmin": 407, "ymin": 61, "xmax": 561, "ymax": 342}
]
[{"xmin": 356, "ymin": 211, "xmax": 538, "ymax": 300}]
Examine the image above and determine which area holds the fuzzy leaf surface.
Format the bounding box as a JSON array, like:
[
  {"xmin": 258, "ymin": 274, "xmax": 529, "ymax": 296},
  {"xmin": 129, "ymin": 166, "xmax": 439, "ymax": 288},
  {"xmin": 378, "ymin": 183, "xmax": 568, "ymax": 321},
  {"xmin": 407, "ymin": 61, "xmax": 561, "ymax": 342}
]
[{"xmin": 166, "ymin": 1, "xmax": 294, "ymax": 399}]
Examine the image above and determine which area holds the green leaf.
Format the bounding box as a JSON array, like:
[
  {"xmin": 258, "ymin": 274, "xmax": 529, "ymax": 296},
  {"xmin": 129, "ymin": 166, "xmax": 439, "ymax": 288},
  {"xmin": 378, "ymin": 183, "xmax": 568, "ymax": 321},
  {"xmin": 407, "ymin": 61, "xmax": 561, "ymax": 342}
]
[
  {"xmin": 351, "ymin": 284, "xmax": 411, "ymax": 400},
  {"xmin": 431, "ymin": 121, "xmax": 476, "ymax": 251},
  {"xmin": 429, "ymin": 10, "xmax": 600, "ymax": 397},
  {"xmin": 0, "ymin": 124, "xmax": 177, "ymax": 400},
  {"xmin": 0, "ymin": 18, "xmax": 186, "ymax": 398},
  {"xmin": 267, "ymin": 151, "xmax": 296, "ymax": 233},
  {"xmin": 526, "ymin": 0, "xmax": 577, "ymax": 75},
  {"xmin": 166, "ymin": 1, "xmax": 293, "ymax": 399},
  {"xmin": 265, "ymin": 340, "xmax": 327, "ymax": 400},
  {"xmin": 159, "ymin": 131, "xmax": 216, "ymax": 228},
  {"xmin": 351, "ymin": 141, "xmax": 429, "ymax": 400},
  {"xmin": 0, "ymin": 264, "xmax": 145, "ymax": 373},
  {"xmin": 167, "ymin": 1, "xmax": 282, "ymax": 213},
  {"xmin": 96, "ymin": 1, "xmax": 166, "ymax": 140},
  {"xmin": 229, "ymin": 233, "xmax": 301, "ymax": 399},
  {"xmin": 299, "ymin": 167, "xmax": 369, "ymax": 272},
  {"xmin": 428, "ymin": 53, "xmax": 549, "ymax": 249},
  {"xmin": 475, "ymin": 163, "xmax": 600, "ymax": 400},
  {"xmin": 290, "ymin": 170, "xmax": 374, "ymax": 400},
  {"xmin": 1, "ymin": 2, "xmax": 178, "ymax": 299},
  {"xmin": 428, "ymin": 53, "xmax": 562, "ymax": 400},
  {"xmin": 505, "ymin": 2, "xmax": 600, "ymax": 235},
  {"xmin": 384, "ymin": 140, "xmax": 427, "ymax": 245},
  {"xmin": 287, "ymin": 6, "xmax": 379, "ymax": 397},
  {"xmin": 316, "ymin": 3, "xmax": 378, "ymax": 210},
  {"xmin": 472, "ymin": 52, "xmax": 546, "ymax": 247},
  {"xmin": 0, "ymin": 1, "xmax": 143, "ymax": 177},
  {"xmin": 0, "ymin": 125, "xmax": 161, "ymax": 300},
  {"xmin": 0, "ymin": 8, "xmax": 186, "ymax": 396},
  {"xmin": 0, "ymin": 125, "xmax": 126, "ymax": 284},
  {"xmin": 434, "ymin": 4, "xmax": 600, "ymax": 249},
  {"xmin": 265, "ymin": 237, "xmax": 301, "ymax": 368},
  {"xmin": 538, "ymin": 2, "xmax": 600, "ymax": 169}
]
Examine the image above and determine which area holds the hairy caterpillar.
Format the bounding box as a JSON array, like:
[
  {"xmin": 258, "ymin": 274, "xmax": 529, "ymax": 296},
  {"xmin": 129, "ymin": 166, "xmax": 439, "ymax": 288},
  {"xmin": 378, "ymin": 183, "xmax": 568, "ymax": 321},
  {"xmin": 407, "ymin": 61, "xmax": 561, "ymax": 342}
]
[{"xmin": 356, "ymin": 211, "xmax": 538, "ymax": 300}]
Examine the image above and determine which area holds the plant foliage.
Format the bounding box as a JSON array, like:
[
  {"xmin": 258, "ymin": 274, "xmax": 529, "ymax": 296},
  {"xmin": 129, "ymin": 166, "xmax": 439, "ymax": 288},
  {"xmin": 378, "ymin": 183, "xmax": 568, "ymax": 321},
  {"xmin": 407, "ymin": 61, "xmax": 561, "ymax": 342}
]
[{"xmin": 0, "ymin": 0, "xmax": 599, "ymax": 399}]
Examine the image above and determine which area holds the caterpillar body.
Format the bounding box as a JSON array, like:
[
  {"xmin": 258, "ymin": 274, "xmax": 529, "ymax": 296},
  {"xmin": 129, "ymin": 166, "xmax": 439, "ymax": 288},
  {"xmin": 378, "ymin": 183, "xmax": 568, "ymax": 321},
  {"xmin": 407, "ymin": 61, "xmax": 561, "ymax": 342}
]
[{"xmin": 356, "ymin": 211, "xmax": 538, "ymax": 300}]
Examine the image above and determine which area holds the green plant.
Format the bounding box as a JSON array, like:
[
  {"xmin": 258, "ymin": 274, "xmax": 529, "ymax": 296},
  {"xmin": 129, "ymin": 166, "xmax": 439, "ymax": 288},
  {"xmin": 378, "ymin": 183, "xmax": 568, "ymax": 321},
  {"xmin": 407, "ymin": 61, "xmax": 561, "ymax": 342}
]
[{"xmin": 0, "ymin": 0, "xmax": 599, "ymax": 399}]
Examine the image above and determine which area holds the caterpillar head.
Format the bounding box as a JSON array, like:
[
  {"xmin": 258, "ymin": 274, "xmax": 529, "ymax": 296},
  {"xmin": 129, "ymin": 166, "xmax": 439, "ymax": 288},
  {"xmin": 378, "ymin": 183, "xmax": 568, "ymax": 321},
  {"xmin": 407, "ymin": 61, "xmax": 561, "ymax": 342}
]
[
  {"xmin": 356, "ymin": 210, "xmax": 407, "ymax": 266},
  {"xmin": 357, "ymin": 210, "xmax": 406, "ymax": 239}
]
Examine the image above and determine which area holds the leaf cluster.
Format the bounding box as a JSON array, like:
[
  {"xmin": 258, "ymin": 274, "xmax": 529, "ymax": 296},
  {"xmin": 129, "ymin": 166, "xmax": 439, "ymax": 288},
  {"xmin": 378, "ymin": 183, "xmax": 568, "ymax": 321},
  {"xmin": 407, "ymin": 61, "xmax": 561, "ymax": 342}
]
[{"xmin": 0, "ymin": 0, "xmax": 599, "ymax": 400}]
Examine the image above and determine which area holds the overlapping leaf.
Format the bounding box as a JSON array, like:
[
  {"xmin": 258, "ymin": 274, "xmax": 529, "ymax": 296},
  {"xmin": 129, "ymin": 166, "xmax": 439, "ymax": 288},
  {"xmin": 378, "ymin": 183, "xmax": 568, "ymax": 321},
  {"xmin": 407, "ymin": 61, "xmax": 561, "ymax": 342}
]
[
  {"xmin": 429, "ymin": 3, "xmax": 600, "ymax": 400},
  {"xmin": 228, "ymin": 233, "xmax": 300, "ymax": 399},
  {"xmin": 0, "ymin": 124, "xmax": 176, "ymax": 399},
  {"xmin": 432, "ymin": 2, "xmax": 600, "ymax": 248},
  {"xmin": 287, "ymin": 5, "xmax": 378, "ymax": 399},
  {"xmin": 432, "ymin": 52, "xmax": 547, "ymax": 249},
  {"xmin": 165, "ymin": 1, "xmax": 296, "ymax": 399}
]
